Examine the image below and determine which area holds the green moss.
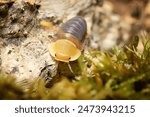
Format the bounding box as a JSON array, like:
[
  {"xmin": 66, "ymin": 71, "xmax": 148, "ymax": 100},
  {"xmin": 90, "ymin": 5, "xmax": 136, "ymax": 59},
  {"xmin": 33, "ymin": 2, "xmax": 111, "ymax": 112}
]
[{"xmin": 0, "ymin": 33, "xmax": 150, "ymax": 99}]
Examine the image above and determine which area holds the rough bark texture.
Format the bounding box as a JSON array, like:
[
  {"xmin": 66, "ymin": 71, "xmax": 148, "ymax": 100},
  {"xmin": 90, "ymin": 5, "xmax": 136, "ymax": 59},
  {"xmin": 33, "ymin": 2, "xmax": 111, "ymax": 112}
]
[
  {"xmin": 0, "ymin": 0, "xmax": 102, "ymax": 82},
  {"xmin": 0, "ymin": 0, "xmax": 131, "ymax": 83}
]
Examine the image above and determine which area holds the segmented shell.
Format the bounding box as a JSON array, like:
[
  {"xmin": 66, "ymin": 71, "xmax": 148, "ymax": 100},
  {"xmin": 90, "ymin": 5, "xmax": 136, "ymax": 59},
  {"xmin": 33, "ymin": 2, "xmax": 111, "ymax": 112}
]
[{"xmin": 60, "ymin": 16, "xmax": 87, "ymax": 41}]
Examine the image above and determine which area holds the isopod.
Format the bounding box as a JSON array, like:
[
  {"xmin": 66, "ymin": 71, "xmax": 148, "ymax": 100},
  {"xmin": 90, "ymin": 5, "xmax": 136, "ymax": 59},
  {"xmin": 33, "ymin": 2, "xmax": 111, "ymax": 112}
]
[{"xmin": 48, "ymin": 16, "xmax": 87, "ymax": 62}]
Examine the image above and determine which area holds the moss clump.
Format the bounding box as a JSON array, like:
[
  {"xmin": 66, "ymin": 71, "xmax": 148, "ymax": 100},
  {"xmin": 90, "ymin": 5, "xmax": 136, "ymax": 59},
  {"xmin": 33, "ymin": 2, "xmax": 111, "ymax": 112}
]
[{"xmin": 0, "ymin": 33, "xmax": 150, "ymax": 99}]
